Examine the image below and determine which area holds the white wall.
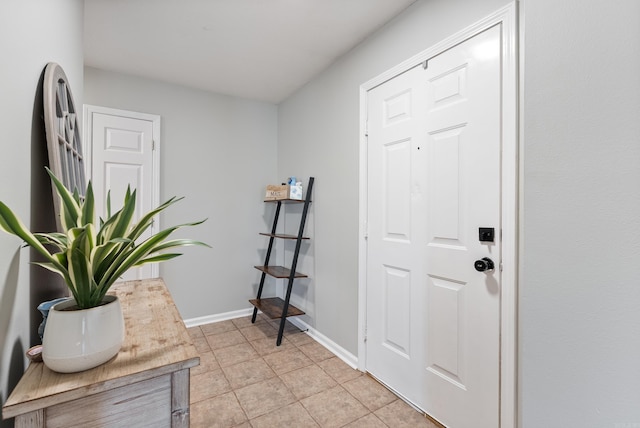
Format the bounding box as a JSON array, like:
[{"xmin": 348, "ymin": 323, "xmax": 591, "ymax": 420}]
[
  {"xmin": 278, "ymin": 0, "xmax": 509, "ymax": 356},
  {"xmin": 83, "ymin": 67, "xmax": 279, "ymax": 320},
  {"xmin": 0, "ymin": 0, "xmax": 84, "ymax": 424},
  {"xmin": 520, "ymin": 0, "xmax": 640, "ymax": 426}
]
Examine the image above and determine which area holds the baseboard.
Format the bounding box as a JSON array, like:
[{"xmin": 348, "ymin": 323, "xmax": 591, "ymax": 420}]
[
  {"xmin": 287, "ymin": 317, "xmax": 359, "ymax": 370},
  {"xmin": 183, "ymin": 310, "xmax": 359, "ymax": 370},
  {"xmin": 183, "ymin": 308, "xmax": 253, "ymax": 328}
]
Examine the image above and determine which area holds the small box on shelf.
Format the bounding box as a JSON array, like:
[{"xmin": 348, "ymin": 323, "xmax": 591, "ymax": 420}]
[{"xmin": 265, "ymin": 183, "xmax": 303, "ymax": 200}]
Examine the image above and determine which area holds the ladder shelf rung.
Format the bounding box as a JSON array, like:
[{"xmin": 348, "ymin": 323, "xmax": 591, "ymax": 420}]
[
  {"xmin": 263, "ymin": 199, "xmax": 311, "ymax": 204},
  {"xmin": 249, "ymin": 297, "xmax": 305, "ymax": 319},
  {"xmin": 254, "ymin": 265, "xmax": 308, "ymax": 278},
  {"xmin": 259, "ymin": 232, "xmax": 309, "ymax": 240}
]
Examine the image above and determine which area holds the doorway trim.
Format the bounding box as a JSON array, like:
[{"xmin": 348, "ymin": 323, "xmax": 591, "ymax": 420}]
[
  {"xmin": 357, "ymin": 3, "xmax": 518, "ymax": 427},
  {"xmin": 82, "ymin": 104, "xmax": 162, "ymax": 278}
]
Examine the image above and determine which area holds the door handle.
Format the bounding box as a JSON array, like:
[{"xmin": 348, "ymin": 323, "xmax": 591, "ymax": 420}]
[{"xmin": 474, "ymin": 257, "xmax": 495, "ymax": 272}]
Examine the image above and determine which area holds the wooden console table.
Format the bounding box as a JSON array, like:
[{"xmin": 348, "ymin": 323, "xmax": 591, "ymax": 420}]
[{"xmin": 2, "ymin": 278, "xmax": 199, "ymax": 427}]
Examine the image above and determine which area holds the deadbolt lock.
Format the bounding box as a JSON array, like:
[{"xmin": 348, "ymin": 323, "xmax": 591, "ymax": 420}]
[{"xmin": 478, "ymin": 227, "xmax": 495, "ymax": 243}]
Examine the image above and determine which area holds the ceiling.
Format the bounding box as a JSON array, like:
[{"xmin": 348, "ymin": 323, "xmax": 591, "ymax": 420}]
[{"xmin": 84, "ymin": 0, "xmax": 418, "ymax": 104}]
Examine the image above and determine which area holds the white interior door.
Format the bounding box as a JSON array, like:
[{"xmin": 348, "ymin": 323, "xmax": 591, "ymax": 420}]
[
  {"xmin": 366, "ymin": 25, "xmax": 502, "ymax": 428},
  {"xmin": 84, "ymin": 106, "xmax": 160, "ymax": 280}
]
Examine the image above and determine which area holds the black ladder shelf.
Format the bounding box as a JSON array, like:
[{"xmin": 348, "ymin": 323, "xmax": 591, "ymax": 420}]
[{"xmin": 249, "ymin": 177, "xmax": 314, "ymax": 346}]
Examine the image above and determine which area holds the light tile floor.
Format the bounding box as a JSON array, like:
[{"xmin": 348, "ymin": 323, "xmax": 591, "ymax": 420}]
[{"xmin": 187, "ymin": 314, "xmax": 440, "ymax": 428}]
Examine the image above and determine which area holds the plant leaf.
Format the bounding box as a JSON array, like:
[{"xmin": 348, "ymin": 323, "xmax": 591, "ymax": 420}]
[
  {"xmin": 105, "ymin": 189, "xmax": 137, "ymax": 241},
  {"xmin": 134, "ymin": 253, "xmax": 183, "ymax": 265},
  {"xmin": 126, "ymin": 196, "xmax": 181, "ymax": 242},
  {"xmin": 67, "ymin": 228, "xmax": 93, "ymax": 307},
  {"xmin": 80, "ymin": 180, "xmax": 95, "ymax": 226},
  {"xmin": 149, "ymin": 238, "xmax": 211, "ymax": 253},
  {"xmin": 99, "ymin": 227, "xmax": 176, "ymax": 289},
  {"xmin": 0, "ymin": 201, "xmax": 60, "ymax": 267},
  {"xmin": 46, "ymin": 167, "xmax": 81, "ymax": 229}
]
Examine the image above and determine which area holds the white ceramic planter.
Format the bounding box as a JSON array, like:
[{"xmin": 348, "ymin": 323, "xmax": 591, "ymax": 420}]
[{"xmin": 42, "ymin": 295, "xmax": 125, "ymax": 373}]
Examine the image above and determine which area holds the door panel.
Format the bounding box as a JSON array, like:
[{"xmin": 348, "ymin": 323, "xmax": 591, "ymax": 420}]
[
  {"xmin": 90, "ymin": 112, "xmax": 156, "ymax": 280},
  {"xmin": 430, "ymin": 129, "xmax": 463, "ymax": 241},
  {"xmin": 366, "ymin": 25, "xmax": 502, "ymax": 428},
  {"xmin": 383, "ymin": 138, "xmax": 412, "ymax": 241},
  {"xmin": 427, "ymin": 275, "xmax": 466, "ymax": 383},
  {"xmin": 382, "ymin": 265, "xmax": 411, "ymax": 357}
]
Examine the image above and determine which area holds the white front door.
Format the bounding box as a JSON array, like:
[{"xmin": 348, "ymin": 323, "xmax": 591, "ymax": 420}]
[
  {"xmin": 84, "ymin": 106, "xmax": 160, "ymax": 280},
  {"xmin": 366, "ymin": 25, "xmax": 502, "ymax": 428}
]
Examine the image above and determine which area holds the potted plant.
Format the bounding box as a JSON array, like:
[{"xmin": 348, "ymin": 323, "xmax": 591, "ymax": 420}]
[{"xmin": 0, "ymin": 167, "xmax": 208, "ymax": 372}]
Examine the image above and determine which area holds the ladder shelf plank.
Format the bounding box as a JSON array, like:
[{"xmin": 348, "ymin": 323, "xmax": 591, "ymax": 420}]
[
  {"xmin": 259, "ymin": 232, "xmax": 309, "ymax": 240},
  {"xmin": 263, "ymin": 199, "xmax": 311, "ymax": 204},
  {"xmin": 249, "ymin": 297, "xmax": 305, "ymax": 319},
  {"xmin": 254, "ymin": 265, "xmax": 308, "ymax": 278}
]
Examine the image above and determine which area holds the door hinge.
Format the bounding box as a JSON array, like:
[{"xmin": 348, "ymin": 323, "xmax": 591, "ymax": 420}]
[
  {"xmin": 152, "ymin": 140, "xmax": 156, "ymax": 151},
  {"xmin": 364, "ymin": 221, "xmax": 368, "ymax": 240},
  {"xmin": 422, "ymin": 59, "xmax": 428, "ymax": 70},
  {"xmin": 363, "ymin": 326, "xmax": 367, "ymax": 342}
]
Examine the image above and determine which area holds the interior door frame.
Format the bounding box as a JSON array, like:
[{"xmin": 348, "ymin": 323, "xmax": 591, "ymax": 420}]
[
  {"xmin": 83, "ymin": 104, "xmax": 162, "ymax": 278},
  {"xmin": 357, "ymin": 3, "xmax": 519, "ymax": 427}
]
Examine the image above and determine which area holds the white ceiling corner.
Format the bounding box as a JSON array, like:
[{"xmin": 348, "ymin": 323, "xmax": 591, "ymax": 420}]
[{"xmin": 84, "ymin": 0, "xmax": 418, "ymax": 104}]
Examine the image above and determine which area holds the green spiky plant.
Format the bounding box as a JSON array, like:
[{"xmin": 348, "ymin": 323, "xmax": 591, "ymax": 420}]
[{"xmin": 0, "ymin": 167, "xmax": 208, "ymax": 309}]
